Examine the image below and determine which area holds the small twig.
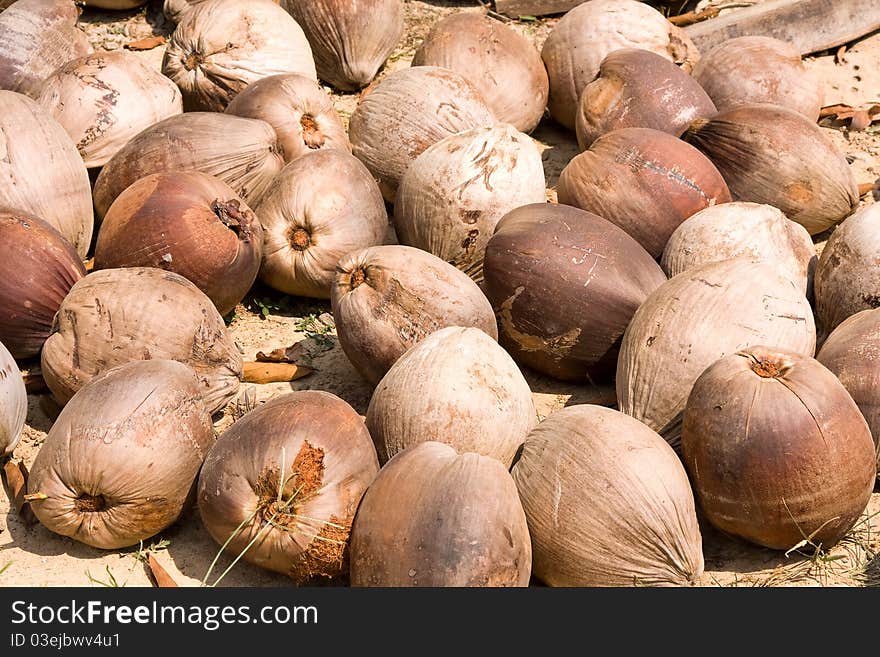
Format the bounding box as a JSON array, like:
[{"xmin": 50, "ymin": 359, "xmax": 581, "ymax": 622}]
[{"xmin": 669, "ymin": 2, "xmax": 755, "ymax": 26}]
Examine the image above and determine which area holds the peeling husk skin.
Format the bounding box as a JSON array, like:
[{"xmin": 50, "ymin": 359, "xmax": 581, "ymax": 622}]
[
  {"xmin": 541, "ymin": 0, "xmax": 699, "ymax": 131},
  {"xmin": 35, "ymin": 51, "xmax": 183, "ymax": 169},
  {"xmin": 162, "ymin": 0, "xmax": 317, "ymax": 112},
  {"xmin": 366, "ymin": 327, "xmax": 535, "ymax": 467},
  {"xmin": 0, "ymin": 0, "xmax": 92, "ymax": 97},
  {"xmin": 661, "ymin": 202, "xmax": 815, "ymax": 294},
  {"xmin": 814, "ymin": 204, "xmax": 880, "ymax": 336},
  {"xmin": 817, "ymin": 308, "xmax": 880, "ymax": 469},
  {"xmin": 225, "ymin": 73, "xmax": 350, "ymax": 165},
  {"xmin": 684, "ymin": 104, "xmax": 858, "ymax": 236},
  {"xmin": 393, "ymin": 124, "xmax": 545, "ymax": 282},
  {"xmin": 350, "ymin": 441, "xmax": 531, "ymax": 587},
  {"xmin": 0, "ymin": 91, "xmax": 93, "ymax": 257},
  {"xmin": 41, "ymin": 267, "xmax": 242, "ymax": 414},
  {"xmin": 412, "ymin": 12, "xmax": 548, "ymax": 133},
  {"xmin": 257, "ymin": 150, "xmax": 387, "ymax": 299},
  {"xmin": 282, "ymin": 0, "xmax": 402, "ymax": 91},
  {"xmin": 575, "ymin": 48, "xmax": 716, "ymax": 150},
  {"xmin": 617, "ymin": 258, "xmax": 817, "ymax": 446},
  {"xmin": 682, "ymin": 346, "xmax": 876, "ymax": 550},
  {"xmin": 198, "ymin": 390, "xmax": 379, "ymax": 582},
  {"xmin": 27, "ymin": 359, "xmax": 214, "ymax": 550},
  {"xmin": 483, "ymin": 203, "xmax": 667, "ymax": 382},
  {"xmin": 331, "ymin": 245, "xmax": 499, "ymax": 385},
  {"xmin": 92, "ymin": 112, "xmax": 284, "ymax": 222},
  {"xmin": 0, "ymin": 209, "xmax": 85, "ymax": 359},
  {"xmin": 348, "ymin": 66, "xmax": 496, "ymax": 202},
  {"xmin": 558, "ymin": 127, "xmax": 731, "ymax": 258},
  {"xmin": 512, "ymin": 404, "xmax": 703, "ymax": 586},
  {"xmin": 0, "ymin": 340, "xmax": 27, "ymax": 457},
  {"xmin": 693, "ymin": 36, "xmax": 822, "ymax": 121},
  {"xmin": 94, "ymin": 172, "xmax": 263, "ymax": 317}
]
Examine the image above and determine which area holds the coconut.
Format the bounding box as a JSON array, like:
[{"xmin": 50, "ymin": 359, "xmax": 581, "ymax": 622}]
[
  {"xmin": 41, "ymin": 267, "xmax": 242, "ymax": 414},
  {"xmin": 575, "ymin": 48, "xmax": 716, "ymax": 150},
  {"xmin": 350, "ymin": 441, "xmax": 531, "ymax": 587},
  {"xmin": 0, "ymin": 340, "xmax": 27, "ymax": 457},
  {"xmin": 558, "ymin": 127, "xmax": 731, "ymax": 258},
  {"xmin": 617, "ymin": 257, "xmax": 817, "ymax": 446},
  {"xmin": 0, "ymin": 209, "xmax": 85, "ymax": 359},
  {"xmin": 27, "ymin": 359, "xmax": 214, "ymax": 550},
  {"xmin": 512, "ymin": 404, "xmax": 704, "ymax": 586},
  {"xmin": 81, "ymin": 1, "xmax": 146, "ymax": 9},
  {"xmin": 541, "ymin": 0, "xmax": 699, "ymax": 130},
  {"xmin": 348, "ymin": 66, "xmax": 496, "ymax": 202},
  {"xmin": 256, "ymin": 149, "xmax": 388, "ymax": 299},
  {"xmin": 682, "ymin": 346, "xmax": 876, "ymax": 550},
  {"xmin": 331, "ymin": 245, "xmax": 498, "ymax": 385},
  {"xmin": 683, "ymin": 104, "xmax": 859, "ymax": 235},
  {"xmin": 661, "ymin": 202, "xmax": 815, "ymax": 294},
  {"xmin": 393, "ymin": 124, "xmax": 545, "ymax": 281},
  {"xmin": 198, "ymin": 390, "xmax": 379, "ymax": 583},
  {"xmin": 412, "ymin": 12, "xmax": 548, "ymax": 133},
  {"xmin": 483, "ymin": 203, "xmax": 667, "ymax": 382}
]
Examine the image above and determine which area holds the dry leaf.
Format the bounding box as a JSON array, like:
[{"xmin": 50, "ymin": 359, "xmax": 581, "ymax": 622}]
[
  {"xmin": 2, "ymin": 460, "xmax": 37, "ymax": 525},
  {"xmin": 819, "ymin": 103, "xmax": 880, "ymax": 131},
  {"xmin": 255, "ymin": 342, "xmax": 306, "ymax": 364},
  {"xmin": 146, "ymin": 554, "xmax": 178, "ymax": 588},
  {"xmin": 124, "ymin": 36, "xmax": 166, "ymax": 51},
  {"xmin": 242, "ymin": 362, "xmax": 315, "ymax": 384}
]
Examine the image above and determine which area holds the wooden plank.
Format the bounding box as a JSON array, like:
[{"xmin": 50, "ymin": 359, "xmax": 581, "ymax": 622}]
[
  {"xmin": 685, "ymin": 0, "xmax": 880, "ymax": 56},
  {"xmin": 494, "ymin": 0, "xmax": 586, "ymax": 17}
]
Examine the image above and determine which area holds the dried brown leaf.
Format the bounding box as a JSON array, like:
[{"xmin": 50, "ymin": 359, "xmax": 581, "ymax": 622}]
[
  {"xmin": 242, "ymin": 362, "xmax": 315, "ymax": 384},
  {"xmin": 124, "ymin": 36, "xmax": 166, "ymax": 51},
  {"xmin": 255, "ymin": 342, "xmax": 305, "ymax": 364},
  {"xmin": 146, "ymin": 554, "xmax": 179, "ymax": 588},
  {"xmin": 2, "ymin": 461, "xmax": 37, "ymax": 525}
]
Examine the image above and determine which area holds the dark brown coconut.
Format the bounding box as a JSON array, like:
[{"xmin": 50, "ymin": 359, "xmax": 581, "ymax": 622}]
[
  {"xmin": 575, "ymin": 48, "xmax": 716, "ymax": 150},
  {"xmin": 27, "ymin": 359, "xmax": 214, "ymax": 550},
  {"xmin": 225, "ymin": 73, "xmax": 350, "ymax": 164},
  {"xmin": 94, "ymin": 172, "xmax": 263, "ymax": 317},
  {"xmin": 412, "ymin": 12, "xmax": 549, "ymax": 133},
  {"xmin": 350, "ymin": 441, "xmax": 531, "ymax": 587},
  {"xmin": 683, "ymin": 104, "xmax": 858, "ymax": 235},
  {"xmin": 557, "ymin": 127, "xmax": 732, "ymax": 258},
  {"xmin": 41, "ymin": 267, "xmax": 242, "ymax": 414},
  {"xmin": 482, "ymin": 203, "xmax": 667, "ymax": 382},
  {"xmin": 198, "ymin": 390, "xmax": 379, "ymax": 583},
  {"xmin": 256, "ymin": 149, "xmax": 388, "ymax": 299},
  {"xmin": 92, "ymin": 112, "xmax": 284, "ymax": 223},
  {"xmin": 682, "ymin": 346, "xmax": 876, "ymax": 550},
  {"xmin": 331, "ymin": 245, "xmax": 498, "ymax": 385},
  {"xmin": 281, "ymin": 0, "xmax": 402, "ymax": 91},
  {"xmin": 0, "ymin": 209, "xmax": 85, "ymax": 359}
]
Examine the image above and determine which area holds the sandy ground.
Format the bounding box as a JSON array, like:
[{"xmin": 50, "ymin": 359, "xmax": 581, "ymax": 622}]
[{"xmin": 0, "ymin": 0, "xmax": 878, "ymax": 588}]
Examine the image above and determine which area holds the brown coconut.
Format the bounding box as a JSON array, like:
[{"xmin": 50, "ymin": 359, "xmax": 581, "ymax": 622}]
[
  {"xmin": 331, "ymin": 245, "xmax": 498, "ymax": 385},
  {"xmin": 198, "ymin": 390, "xmax": 379, "ymax": 583},
  {"xmin": 684, "ymin": 104, "xmax": 859, "ymax": 235},
  {"xmin": 94, "ymin": 171, "xmax": 263, "ymax": 317},
  {"xmin": 558, "ymin": 127, "xmax": 731, "ymax": 258},
  {"xmin": 0, "ymin": 209, "xmax": 85, "ymax": 359},
  {"xmin": 41, "ymin": 267, "xmax": 242, "ymax": 414},
  {"xmin": 575, "ymin": 48, "xmax": 716, "ymax": 150},
  {"xmin": 412, "ymin": 12, "xmax": 549, "ymax": 133},
  {"xmin": 682, "ymin": 346, "xmax": 876, "ymax": 550},
  {"xmin": 225, "ymin": 73, "xmax": 350, "ymax": 164},
  {"xmin": 617, "ymin": 258, "xmax": 817, "ymax": 446},
  {"xmin": 256, "ymin": 149, "xmax": 388, "ymax": 299},
  {"xmin": 350, "ymin": 441, "xmax": 531, "ymax": 587},
  {"xmin": 482, "ymin": 203, "xmax": 667, "ymax": 382},
  {"xmin": 92, "ymin": 112, "xmax": 284, "ymax": 222},
  {"xmin": 27, "ymin": 359, "xmax": 214, "ymax": 550},
  {"xmin": 541, "ymin": 0, "xmax": 699, "ymax": 130},
  {"xmin": 512, "ymin": 404, "xmax": 704, "ymax": 587},
  {"xmin": 347, "ymin": 66, "xmax": 496, "ymax": 202}
]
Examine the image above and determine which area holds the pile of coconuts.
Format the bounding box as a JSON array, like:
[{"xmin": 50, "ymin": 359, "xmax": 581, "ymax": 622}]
[{"xmin": 0, "ymin": 0, "xmax": 876, "ymax": 590}]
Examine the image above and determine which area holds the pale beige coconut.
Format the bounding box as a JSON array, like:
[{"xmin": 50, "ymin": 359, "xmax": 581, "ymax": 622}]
[
  {"xmin": 616, "ymin": 257, "xmax": 817, "ymax": 446},
  {"xmin": 0, "ymin": 91, "xmax": 92, "ymax": 257},
  {"xmin": 366, "ymin": 326, "xmax": 535, "ymax": 467},
  {"xmin": 35, "ymin": 51, "xmax": 183, "ymax": 168},
  {"xmin": 163, "ymin": 0, "xmax": 316, "ymax": 111},
  {"xmin": 661, "ymin": 202, "xmax": 815, "ymax": 293},
  {"xmin": 41, "ymin": 267, "xmax": 242, "ymax": 414},
  {"xmin": 512, "ymin": 404, "xmax": 704, "ymax": 586},
  {"xmin": 0, "ymin": 340, "xmax": 27, "ymax": 457},
  {"xmin": 393, "ymin": 124, "xmax": 545, "ymax": 281}
]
